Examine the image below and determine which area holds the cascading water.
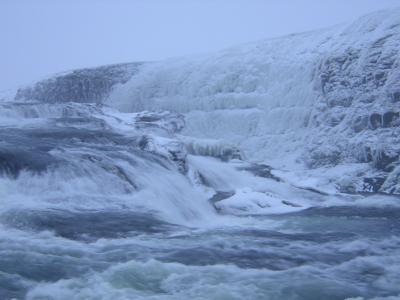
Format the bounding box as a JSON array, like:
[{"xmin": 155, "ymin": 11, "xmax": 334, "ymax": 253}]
[
  {"xmin": 1, "ymin": 8, "xmax": 400, "ymax": 300},
  {"xmin": 0, "ymin": 100, "xmax": 399, "ymax": 300}
]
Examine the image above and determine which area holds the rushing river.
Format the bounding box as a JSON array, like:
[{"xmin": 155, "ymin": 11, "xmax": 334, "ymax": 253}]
[
  {"xmin": 1, "ymin": 102, "xmax": 399, "ymax": 300},
  {"xmin": 2, "ymin": 206, "xmax": 400, "ymax": 300}
]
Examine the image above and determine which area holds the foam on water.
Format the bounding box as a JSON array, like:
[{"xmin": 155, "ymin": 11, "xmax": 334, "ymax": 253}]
[
  {"xmin": 10, "ymin": 207, "xmax": 400, "ymax": 300},
  {"xmin": 1, "ymin": 101, "xmax": 400, "ymax": 299},
  {"xmin": 2, "ymin": 9, "xmax": 400, "ymax": 299}
]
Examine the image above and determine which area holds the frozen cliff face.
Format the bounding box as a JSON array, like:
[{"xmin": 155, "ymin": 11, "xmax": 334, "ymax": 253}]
[
  {"xmin": 8, "ymin": 9, "xmax": 400, "ymax": 194},
  {"xmin": 14, "ymin": 63, "xmax": 142, "ymax": 103},
  {"xmin": 306, "ymin": 9, "xmax": 400, "ymax": 193}
]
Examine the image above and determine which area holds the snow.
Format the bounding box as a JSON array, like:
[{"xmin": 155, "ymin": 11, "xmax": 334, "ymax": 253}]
[
  {"xmin": 272, "ymin": 163, "xmax": 371, "ymax": 195},
  {"xmin": 104, "ymin": 8, "xmax": 400, "ymax": 194},
  {"xmin": 106, "ymin": 27, "xmax": 336, "ymax": 163},
  {"xmin": 2, "ymin": 8, "xmax": 400, "ymax": 300},
  {"xmin": 215, "ymin": 187, "xmax": 306, "ymax": 215},
  {"xmin": 3, "ymin": 9, "xmax": 398, "ymax": 194},
  {"xmin": 1, "ymin": 9, "xmax": 399, "ymax": 222}
]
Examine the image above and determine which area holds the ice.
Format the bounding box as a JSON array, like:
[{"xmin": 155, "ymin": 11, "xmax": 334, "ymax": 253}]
[
  {"xmin": 104, "ymin": 9, "xmax": 400, "ymax": 194},
  {"xmin": 215, "ymin": 187, "xmax": 305, "ymax": 215},
  {"xmin": 6, "ymin": 9, "xmax": 400, "ymax": 193},
  {"xmin": 1, "ymin": 9, "xmax": 400, "ymax": 298}
]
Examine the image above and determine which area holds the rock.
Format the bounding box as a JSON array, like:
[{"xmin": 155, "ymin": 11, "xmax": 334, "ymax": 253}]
[
  {"xmin": 380, "ymin": 165, "xmax": 400, "ymax": 194},
  {"xmin": 371, "ymin": 147, "xmax": 399, "ymax": 172},
  {"xmin": 134, "ymin": 111, "xmax": 185, "ymax": 134},
  {"xmin": 236, "ymin": 163, "xmax": 281, "ymax": 181},
  {"xmin": 362, "ymin": 177, "xmax": 387, "ymax": 193},
  {"xmin": 306, "ymin": 147, "xmax": 342, "ymax": 168},
  {"xmin": 367, "ymin": 111, "xmax": 400, "ymax": 129},
  {"xmin": 382, "ymin": 111, "xmax": 399, "ymax": 127},
  {"xmin": 390, "ymin": 91, "xmax": 400, "ymax": 102},
  {"xmin": 214, "ymin": 188, "xmax": 304, "ymax": 215},
  {"xmin": 369, "ymin": 113, "xmax": 383, "ymax": 130},
  {"xmin": 138, "ymin": 135, "xmax": 188, "ymax": 173},
  {"xmin": 15, "ymin": 63, "xmax": 141, "ymax": 103},
  {"xmin": 208, "ymin": 191, "xmax": 235, "ymax": 211},
  {"xmin": 351, "ymin": 115, "xmax": 369, "ymax": 133}
]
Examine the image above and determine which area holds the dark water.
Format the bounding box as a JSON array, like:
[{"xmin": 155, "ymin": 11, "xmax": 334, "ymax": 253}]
[{"xmin": 1, "ymin": 205, "xmax": 400, "ymax": 300}]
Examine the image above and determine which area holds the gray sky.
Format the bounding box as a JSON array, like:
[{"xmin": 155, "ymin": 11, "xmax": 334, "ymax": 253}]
[{"xmin": 1, "ymin": 0, "xmax": 399, "ymax": 91}]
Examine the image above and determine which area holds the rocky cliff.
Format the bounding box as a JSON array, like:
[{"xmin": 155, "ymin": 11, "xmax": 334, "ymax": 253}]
[{"xmin": 15, "ymin": 62, "xmax": 142, "ymax": 103}]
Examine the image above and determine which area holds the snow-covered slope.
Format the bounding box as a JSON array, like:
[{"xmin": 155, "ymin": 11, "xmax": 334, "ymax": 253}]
[{"xmin": 8, "ymin": 8, "xmax": 400, "ymax": 194}]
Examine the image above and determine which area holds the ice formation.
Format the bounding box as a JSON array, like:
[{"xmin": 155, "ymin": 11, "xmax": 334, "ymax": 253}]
[
  {"xmin": 2, "ymin": 8, "xmax": 400, "ymax": 300},
  {"xmin": 13, "ymin": 9, "xmax": 400, "ymax": 194}
]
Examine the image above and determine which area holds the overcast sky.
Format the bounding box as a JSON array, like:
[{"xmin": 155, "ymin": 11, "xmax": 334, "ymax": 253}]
[{"xmin": 1, "ymin": 0, "xmax": 399, "ymax": 91}]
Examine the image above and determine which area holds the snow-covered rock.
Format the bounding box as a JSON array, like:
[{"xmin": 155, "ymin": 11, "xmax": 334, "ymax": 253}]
[
  {"xmin": 215, "ymin": 188, "xmax": 304, "ymax": 215},
  {"xmin": 14, "ymin": 63, "xmax": 142, "ymax": 103},
  {"xmin": 134, "ymin": 111, "xmax": 185, "ymax": 135},
  {"xmin": 137, "ymin": 134, "xmax": 188, "ymax": 173}
]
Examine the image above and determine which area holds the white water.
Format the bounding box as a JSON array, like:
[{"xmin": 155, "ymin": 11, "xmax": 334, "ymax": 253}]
[
  {"xmin": 0, "ymin": 101, "xmax": 399, "ymax": 300},
  {"xmin": 1, "ymin": 8, "xmax": 400, "ymax": 300}
]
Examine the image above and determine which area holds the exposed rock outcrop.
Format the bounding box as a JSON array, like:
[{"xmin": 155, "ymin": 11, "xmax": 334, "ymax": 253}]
[{"xmin": 15, "ymin": 63, "xmax": 142, "ymax": 103}]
